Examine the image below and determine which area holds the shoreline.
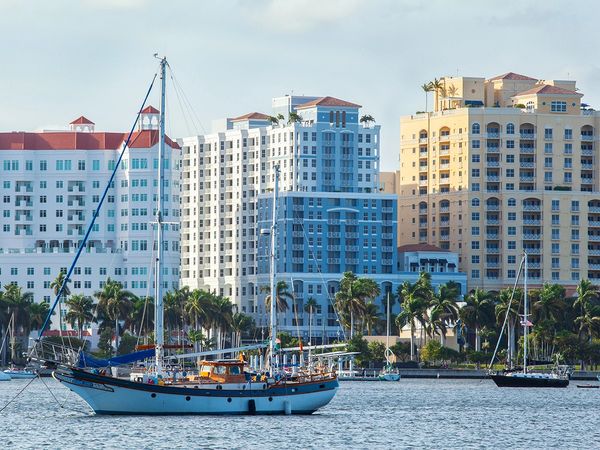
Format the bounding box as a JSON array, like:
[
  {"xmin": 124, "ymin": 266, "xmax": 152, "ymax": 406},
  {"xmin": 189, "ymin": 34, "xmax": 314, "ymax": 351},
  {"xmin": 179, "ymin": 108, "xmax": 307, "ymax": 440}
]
[{"xmin": 339, "ymin": 369, "xmax": 600, "ymax": 381}]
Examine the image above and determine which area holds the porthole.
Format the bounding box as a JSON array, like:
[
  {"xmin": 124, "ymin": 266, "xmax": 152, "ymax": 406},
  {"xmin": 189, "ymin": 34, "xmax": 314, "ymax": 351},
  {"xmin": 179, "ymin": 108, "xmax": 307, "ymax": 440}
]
[
  {"xmin": 186, "ymin": 396, "xmax": 191, "ymax": 401},
  {"xmin": 216, "ymin": 385, "xmax": 222, "ymax": 390},
  {"xmin": 227, "ymin": 398, "xmax": 232, "ymax": 403},
  {"xmin": 319, "ymin": 384, "xmax": 325, "ymax": 389},
  {"xmin": 151, "ymin": 393, "xmax": 157, "ymax": 398},
  {"xmin": 268, "ymin": 396, "xmax": 273, "ymax": 402}
]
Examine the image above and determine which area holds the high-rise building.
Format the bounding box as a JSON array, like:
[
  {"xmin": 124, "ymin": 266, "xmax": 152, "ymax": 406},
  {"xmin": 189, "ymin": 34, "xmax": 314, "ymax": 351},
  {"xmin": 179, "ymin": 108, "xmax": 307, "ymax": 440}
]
[
  {"xmin": 398, "ymin": 72, "xmax": 599, "ymax": 291},
  {"xmin": 180, "ymin": 95, "xmax": 466, "ymax": 339},
  {"xmin": 0, "ymin": 107, "xmax": 181, "ymax": 330}
]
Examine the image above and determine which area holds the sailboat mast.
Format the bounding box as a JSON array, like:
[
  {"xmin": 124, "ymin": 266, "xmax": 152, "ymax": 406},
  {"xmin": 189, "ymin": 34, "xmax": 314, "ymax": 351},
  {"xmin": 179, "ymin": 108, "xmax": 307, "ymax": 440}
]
[
  {"xmin": 154, "ymin": 56, "xmax": 167, "ymax": 372},
  {"xmin": 269, "ymin": 165, "xmax": 280, "ymax": 371},
  {"xmin": 523, "ymin": 252, "xmax": 528, "ymax": 373},
  {"xmin": 386, "ymin": 291, "xmax": 390, "ymax": 351}
]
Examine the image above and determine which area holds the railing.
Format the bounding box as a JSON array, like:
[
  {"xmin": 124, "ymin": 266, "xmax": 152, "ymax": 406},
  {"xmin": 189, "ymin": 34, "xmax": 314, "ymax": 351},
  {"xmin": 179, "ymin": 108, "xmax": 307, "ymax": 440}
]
[
  {"xmin": 523, "ymin": 219, "xmax": 541, "ymax": 225},
  {"xmin": 487, "ymin": 132, "xmax": 500, "ymax": 138},
  {"xmin": 486, "ymin": 204, "xmax": 500, "ymax": 211},
  {"xmin": 520, "ymin": 161, "xmax": 535, "ymax": 168},
  {"xmin": 486, "ymin": 233, "xmax": 500, "ymax": 239},
  {"xmin": 581, "ymin": 134, "xmax": 594, "ymax": 142},
  {"xmin": 487, "ymin": 160, "xmax": 500, "ymax": 167},
  {"xmin": 523, "ymin": 204, "xmax": 541, "ymax": 211},
  {"xmin": 582, "ymin": 163, "xmax": 594, "ymax": 170},
  {"xmin": 523, "ymin": 234, "xmax": 541, "ymax": 240},
  {"xmin": 439, "ymin": 206, "xmax": 450, "ymax": 212},
  {"xmin": 520, "ymin": 147, "xmax": 535, "ymax": 153},
  {"xmin": 486, "ymin": 175, "xmax": 500, "ymax": 182},
  {"xmin": 520, "ymin": 176, "xmax": 535, "ymax": 182},
  {"xmin": 523, "ymin": 248, "xmax": 541, "ymax": 254},
  {"xmin": 486, "ymin": 248, "xmax": 500, "ymax": 254},
  {"xmin": 589, "ymin": 235, "xmax": 600, "ymax": 242},
  {"xmin": 520, "ymin": 132, "xmax": 536, "ymax": 139},
  {"xmin": 582, "ymin": 149, "xmax": 594, "ymax": 156},
  {"xmin": 419, "ymin": 180, "xmax": 428, "ymax": 186}
]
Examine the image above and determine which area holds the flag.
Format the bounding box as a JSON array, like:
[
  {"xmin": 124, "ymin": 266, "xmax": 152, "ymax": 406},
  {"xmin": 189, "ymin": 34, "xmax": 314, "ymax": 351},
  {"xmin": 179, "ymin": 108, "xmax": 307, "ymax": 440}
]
[
  {"xmin": 299, "ymin": 339, "xmax": 304, "ymax": 352},
  {"xmin": 520, "ymin": 320, "xmax": 533, "ymax": 327}
]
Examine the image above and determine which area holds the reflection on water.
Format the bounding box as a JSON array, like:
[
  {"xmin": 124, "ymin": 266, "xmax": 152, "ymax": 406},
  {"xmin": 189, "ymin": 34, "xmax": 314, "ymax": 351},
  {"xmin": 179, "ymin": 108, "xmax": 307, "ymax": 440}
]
[{"xmin": 1, "ymin": 378, "xmax": 598, "ymax": 449}]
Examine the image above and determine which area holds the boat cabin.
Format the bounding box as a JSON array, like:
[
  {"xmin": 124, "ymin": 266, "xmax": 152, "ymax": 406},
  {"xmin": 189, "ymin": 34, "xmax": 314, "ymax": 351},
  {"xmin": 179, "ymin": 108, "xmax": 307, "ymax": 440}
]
[{"xmin": 199, "ymin": 360, "xmax": 246, "ymax": 384}]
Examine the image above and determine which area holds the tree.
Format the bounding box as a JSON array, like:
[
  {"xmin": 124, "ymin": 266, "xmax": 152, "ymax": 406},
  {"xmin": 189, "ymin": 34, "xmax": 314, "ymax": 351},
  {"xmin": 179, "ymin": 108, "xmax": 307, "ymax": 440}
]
[
  {"xmin": 50, "ymin": 271, "xmax": 71, "ymax": 332},
  {"xmin": 359, "ymin": 115, "xmax": 375, "ymax": 126},
  {"xmin": 346, "ymin": 334, "xmax": 370, "ymax": 367},
  {"xmin": 363, "ymin": 302, "xmax": 380, "ymax": 336},
  {"xmin": 263, "ymin": 281, "xmax": 293, "ymax": 315},
  {"xmin": 184, "ymin": 289, "xmax": 214, "ymax": 350},
  {"xmin": 395, "ymin": 277, "xmax": 430, "ymax": 360},
  {"xmin": 461, "ymin": 288, "xmax": 494, "ymax": 351},
  {"xmin": 421, "ymin": 340, "xmax": 443, "ymax": 365},
  {"xmin": 335, "ymin": 272, "xmax": 380, "ymax": 337},
  {"xmin": 287, "ymin": 112, "xmax": 303, "ymax": 124},
  {"xmin": 211, "ymin": 295, "xmax": 234, "ymax": 349},
  {"xmin": 231, "ymin": 312, "xmax": 254, "ymax": 348},
  {"xmin": 94, "ymin": 278, "xmax": 136, "ymax": 355},
  {"xmin": 429, "ymin": 282, "xmax": 459, "ymax": 344},
  {"xmin": 421, "ymin": 82, "xmax": 433, "ymax": 112},
  {"xmin": 3, "ymin": 284, "xmax": 34, "ymax": 361},
  {"xmin": 495, "ymin": 287, "xmax": 521, "ymax": 366},
  {"xmin": 430, "ymin": 78, "xmax": 444, "ymax": 110},
  {"xmin": 130, "ymin": 296, "xmax": 154, "ymax": 337},
  {"xmin": 29, "ymin": 301, "xmax": 50, "ymax": 333},
  {"xmin": 267, "ymin": 116, "xmax": 279, "ymax": 125},
  {"xmin": 65, "ymin": 294, "xmax": 94, "ymax": 340},
  {"xmin": 368, "ymin": 341, "xmax": 386, "ymax": 364}
]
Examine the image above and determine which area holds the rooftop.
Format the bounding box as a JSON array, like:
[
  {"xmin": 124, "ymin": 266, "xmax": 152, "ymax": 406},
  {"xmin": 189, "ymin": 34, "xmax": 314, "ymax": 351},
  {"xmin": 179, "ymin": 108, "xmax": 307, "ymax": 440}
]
[
  {"xmin": 69, "ymin": 116, "xmax": 95, "ymax": 125},
  {"xmin": 0, "ymin": 130, "xmax": 180, "ymax": 150},
  {"xmin": 296, "ymin": 96, "xmax": 361, "ymax": 110},
  {"xmin": 141, "ymin": 105, "xmax": 160, "ymax": 114},
  {"xmin": 488, "ymin": 72, "xmax": 537, "ymax": 82},
  {"xmin": 513, "ymin": 84, "xmax": 583, "ymax": 97},
  {"xmin": 231, "ymin": 112, "xmax": 270, "ymax": 122}
]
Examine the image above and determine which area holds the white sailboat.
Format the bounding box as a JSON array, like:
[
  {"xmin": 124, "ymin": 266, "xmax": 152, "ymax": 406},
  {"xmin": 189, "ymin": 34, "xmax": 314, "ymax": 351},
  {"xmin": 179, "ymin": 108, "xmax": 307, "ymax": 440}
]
[
  {"xmin": 378, "ymin": 292, "xmax": 400, "ymax": 381},
  {"xmin": 38, "ymin": 57, "xmax": 338, "ymax": 414},
  {"xmin": 0, "ymin": 313, "xmax": 36, "ymax": 380},
  {"xmin": 490, "ymin": 252, "xmax": 569, "ymax": 388}
]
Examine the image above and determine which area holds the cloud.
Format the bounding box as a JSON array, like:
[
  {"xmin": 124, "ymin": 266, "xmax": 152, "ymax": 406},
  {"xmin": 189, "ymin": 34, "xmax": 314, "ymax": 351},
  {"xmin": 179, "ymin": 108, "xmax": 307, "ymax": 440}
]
[{"xmin": 248, "ymin": 0, "xmax": 364, "ymax": 32}]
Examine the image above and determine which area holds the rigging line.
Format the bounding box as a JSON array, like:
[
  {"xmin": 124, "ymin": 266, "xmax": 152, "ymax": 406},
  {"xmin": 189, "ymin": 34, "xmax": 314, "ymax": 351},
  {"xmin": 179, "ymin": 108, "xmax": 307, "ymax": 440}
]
[
  {"xmin": 168, "ymin": 66, "xmax": 206, "ymax": 134},
  {"xmin": 35, "ymin": 70, "xmax": 159, "ymax": 341},
  {"xmin": 168, "ymin": 66, "xmax": 201, "ymax": 134},
  {"xmin": 136, "ymin": 243, "xmax": 157, "ymax": 348},
  {"xmin": 38, "ymin": 373, "xmax": 65, "ymax": 409},
  {"xmin": 488, "ymin": 254, "xmax": 525, "ymax": 370},
  {"xmin": 0, "ymin": 374, "xmax": 38, "ymax": 414},
  {"xmin": 169, "ymin": 72, "xmax": 193, "ymax": 137}
]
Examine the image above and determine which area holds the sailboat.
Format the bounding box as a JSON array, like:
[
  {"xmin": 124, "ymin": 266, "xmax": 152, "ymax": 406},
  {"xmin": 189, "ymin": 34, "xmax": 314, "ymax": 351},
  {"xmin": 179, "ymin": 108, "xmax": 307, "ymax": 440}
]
[
  {"xmin": 0, "ymin": 313, "xmax": 36, "ymax": 380},
  {"xmin": 490, "ymin": 253, "xmax": 569, "ymax": 388},
  {"xmin": 34, "ymin": 56, "xmax": 338, "ymax": 414},
  {"xmin": 378, "ymin": 292, "xmax": 400, "ymax": 381}
]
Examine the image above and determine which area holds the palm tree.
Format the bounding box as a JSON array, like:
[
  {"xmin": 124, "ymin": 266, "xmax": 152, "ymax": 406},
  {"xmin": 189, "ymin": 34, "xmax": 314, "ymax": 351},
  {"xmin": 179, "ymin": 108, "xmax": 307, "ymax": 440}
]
[
  {"xmin": 359, "ymin": 114, "xmax": 375, "ymax": 127},
  {"xmin": 2, "ymin": 284, "xmax": 34, "ymax": 361},
  {"xmin": 421, "ymin": 82, "xmax": 433, "ymax": 112},
  {"xmin": 304, "ymin": 297, "xmax": 318, "ymax": 344},
  {"xmin": 211, "ymin": 295, "xmax": 234, "ymax": 349},
  {"xmin": 495, "ymin": 288, "xmax": 521, "ymax": 366},
  {"xmin": 64, "ymin": 294, "xmax": 95, "ymax": 340},
  {"xmin": 287, "ymin": 112, "xmax": 303, "ymax": 124},
  {"xmin": 430, "ymin": 78, "xmax": 445, "ymax": 111},
  {"xmin": 461, "ymin": 288, "xmax": 493, "ymax": 351},
  {"xmin": 395, "ymin": 279, "xmax": 429, "ymax": 360},
  {"xmin": 429, "ymin": 282, "xmax": 460, "ymax": 345},
  {"xmin": 164, "ymin": 289, "xmax": 185, "ymax": 344},
  {"xmin": 50, "ymin": 271, "xmax": 71, "ymax": 332},
  {"xmin": 267, "ymin": 116, "xmax": 279, "ymax": 125},
  {"xmin": 231, "ymin": 312, "xmax": 254, "ymax": 348},
  {"xmin": 184, "ymin": 289, "xmax": 214, "ymax": 351},
  {"xmin": 263, "ymin": 281, "xmax": 293, "ymax": 315},
  {"xmin": 335, "ymin": 272, "xmax": 365, "ymax": 338},
  {"xmin": 363, "ymin": 302, "xmax": 380, "ymax": 336},
  {"xmin": 130, "ymin": 296, "xmax": 154, "ymax": 337},
  {"xmin": 94, "ymin": 278, "xmax": 136, "ymax": 355}
]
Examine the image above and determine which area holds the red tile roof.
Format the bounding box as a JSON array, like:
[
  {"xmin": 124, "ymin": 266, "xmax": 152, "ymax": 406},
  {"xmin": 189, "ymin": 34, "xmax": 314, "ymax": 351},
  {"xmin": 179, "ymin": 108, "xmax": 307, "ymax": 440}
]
[
  {"xmin": 512, "ymin": 84, "xmax": 582, "ymax": 97},
  {"xmin": 231, "ymin": 112, "xmax": 270, "ymax": 122},
  {"xmin": 70, "ymin": 116, "xmax": 95, "ymax": 125},
  {"xmin": 141, "ymin": 105, "xmax": 160, "ymax": 114},
  {"xmin": 296, "ymin": 96, "xmax": 361, "ymax": 109},
  {"xmin": 42, "ymin": 329, "xmax": 91, "ymax": 337},
  {"xmin": 488, "ymin": 72, "xmax": 537, "ymax": 82},
  {"xmin": 0, "ymin": 130, "xmax": 180, "ymax": 150},
  {"xmin": 397, "ymin": 243, "xmax": 450, "ymax": 253}
]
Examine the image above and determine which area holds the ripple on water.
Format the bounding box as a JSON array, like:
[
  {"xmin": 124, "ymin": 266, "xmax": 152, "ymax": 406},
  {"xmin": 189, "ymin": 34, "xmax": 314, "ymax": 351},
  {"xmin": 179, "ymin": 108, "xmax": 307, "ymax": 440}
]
[{"xmin": 0, "ymin": 378, "xmax": 598, "ymax": 449}]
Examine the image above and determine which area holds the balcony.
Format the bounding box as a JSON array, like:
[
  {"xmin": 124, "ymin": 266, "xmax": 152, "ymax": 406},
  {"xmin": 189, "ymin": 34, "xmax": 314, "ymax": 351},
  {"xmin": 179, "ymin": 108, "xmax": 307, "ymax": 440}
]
[
  {"xmin": 590, "ymin": 207, "xmax": 600, "ymax": 213},
  {"xmin": 520, "ymin": 176, "xmax": 535, "ymax": 182},
  {"xmin": 486, "ymin": 233, "xmax": 500, "ymax": 240},
  {"xmin": 486, "ymin": 160, "xmax": 500, "ymax": 167},
  {"xmin": 589, "ymin": 249, "xmax": 600, "ymax": 256},
  {"xmin": 439, "ymin": 163, "xmax": 450, "ymax": 170},
  {"xmin": 439, "ymin": 148, "xmax": 450, "ymax": 156},
  {"xmin": 486, "ymin": 247, "xmax": 500, "ymax": 254},
  {"xmin": 419, "ymin": 180, "xmax": 428, "ymax": 186},
  {"xmin": 520, "ymin": 161, "xmax": 535, "ymax": 168},
  {"xmin": 487, "ymin": 132, "xmax": 500, "ymax": 139},
  {"xmin": 581, "ymin": 134, "xmax": 594, "ymax": 142},
  {"xmin": 486, "ymin": 146, "xmax": 500, "ymax": 153},
  {"xmin": 582, "ymin": 163, "xmax": 594, "ymax": 170},
  {"xmin": 420, "ymin": 150, "xmax": 428, "ymax": 158},
  {"xmin": 523, "ymin": 219, "xmax": 541, "ymax": 225},
  {"xmin": 486, "ymin": 218, "xmax": 500, "ymax": 225},
  {"xmin": 486, "ymin": 204, "xmax": 500, "ymax": 211},
  {"xmin": 419, "ymin": 138, "xmax": 428, "ymax": 144},
  {"xmin": 523, "ymin": 233, "xmax": 541, "ymax": 240},
  {"xmin": 486, "ymin": 175, "xmax": 500, "ymax": 182},
  {"xmin": 589, "ymin": 235, "xmax": 600, "ymax": 242},
  {"xmin": 520, "ymin": 132, "xmax": 536, "ymax": 139},
  {"xmin": 327, "ymin": 245, "xmax": 340, "ymax": 251},
  {"xmin": 589, "ymin": 220, "xmax": 600, "ymax": 227},
  {"xmin": 582, "ymin": 149, "xmax": 594, "ymax": 156},
  {"xmin": 523, "ymin": 204, "xmax": 541, "ymax": 211},
  {"xmin": 439, "ymin": 206, "xmax": 450, "ymax": 213},
  {"xmin": 520, "ymin": 146, "xmax": 535, "ymax": 154},
  {"xmin": 486, "ymin": 261, "xmax": 500, "ymax": 268},
  {"xmin": 528, "ymin": 262, "xmax": 541, "ymax": 269},
  {"xmin": 440, "ymin": 234, "xmax": 450, "ymax": 240},
  {"xmin": 523, "ymin": 248, "xmax": 541, "ymax": 254}
]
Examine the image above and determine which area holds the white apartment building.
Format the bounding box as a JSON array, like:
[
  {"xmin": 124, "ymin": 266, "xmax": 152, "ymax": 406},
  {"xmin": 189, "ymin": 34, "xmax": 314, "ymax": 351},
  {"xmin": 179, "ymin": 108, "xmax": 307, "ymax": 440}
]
[
  {"xmin": 179, "ymin": 96, "xmax": 382, "ymax": 321},
  {"xmin": 0, "ymin": 108, "xmax": 181, "ymax": 331}
]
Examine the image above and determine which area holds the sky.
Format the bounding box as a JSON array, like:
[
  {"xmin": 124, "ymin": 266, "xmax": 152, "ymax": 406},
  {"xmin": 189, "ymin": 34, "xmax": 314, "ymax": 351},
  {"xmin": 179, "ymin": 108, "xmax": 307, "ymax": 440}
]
[{"xmin": 1, "ymin": 0, "xmax": 600, "ymax": 168}]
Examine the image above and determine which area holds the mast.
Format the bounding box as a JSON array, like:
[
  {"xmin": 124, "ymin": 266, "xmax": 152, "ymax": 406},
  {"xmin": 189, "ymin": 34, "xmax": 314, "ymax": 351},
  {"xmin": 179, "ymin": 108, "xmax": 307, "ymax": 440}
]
[
  {"xmin": 154, "ymin": 56, "xmax": 167, "ymax": 373},
  {"xmin": 269, "ymin": 165, "xmax": 280, "ymax": 371},
  {"xmin": 523, "ymin": 252, "xmax": 528, "ymax": 374},
  {"xmin": 386, "ymin": 291, "xmax": 390, "ymax": 351}
]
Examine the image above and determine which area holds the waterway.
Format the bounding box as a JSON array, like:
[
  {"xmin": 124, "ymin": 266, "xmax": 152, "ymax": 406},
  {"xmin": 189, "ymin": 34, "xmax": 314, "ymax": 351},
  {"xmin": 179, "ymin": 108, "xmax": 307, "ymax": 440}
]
[{"xmin": 1, "ymin": 378, "xmax": 598, "ymax": 449}]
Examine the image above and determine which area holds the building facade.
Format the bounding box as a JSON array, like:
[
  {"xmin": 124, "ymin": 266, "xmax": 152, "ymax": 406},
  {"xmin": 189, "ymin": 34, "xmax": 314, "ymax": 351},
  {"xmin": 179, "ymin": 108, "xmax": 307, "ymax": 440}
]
[
  {"xmin": 180, "ymin": 95, "xmax": 466, "ymax": 339},
  {"xmin": 0, "ymin": 108, "xmax": 181, "ymax": 330},
  {"xmin": 398, "ymin": 72, "xmax": 600, "ymax": 291}
]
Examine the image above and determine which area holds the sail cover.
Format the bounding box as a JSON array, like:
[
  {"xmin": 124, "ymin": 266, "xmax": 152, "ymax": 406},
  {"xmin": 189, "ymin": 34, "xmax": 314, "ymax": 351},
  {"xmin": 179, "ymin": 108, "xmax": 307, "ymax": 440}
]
[{"xmin": 77, "ymin": 349, "xmax": 155, "ymax": 368}]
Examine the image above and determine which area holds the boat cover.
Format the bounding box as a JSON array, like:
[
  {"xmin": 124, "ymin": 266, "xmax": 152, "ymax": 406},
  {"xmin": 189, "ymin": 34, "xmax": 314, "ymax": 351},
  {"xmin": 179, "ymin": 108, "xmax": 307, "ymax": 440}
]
[{"xmin": 77, "ymin": 349, "xmax": 155, "ymax": 368}]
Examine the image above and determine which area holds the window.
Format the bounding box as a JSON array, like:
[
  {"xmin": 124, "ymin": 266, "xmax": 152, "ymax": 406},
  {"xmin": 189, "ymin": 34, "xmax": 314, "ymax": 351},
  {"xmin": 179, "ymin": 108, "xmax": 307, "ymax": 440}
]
[
  {"xmin": 472, "ymin": 183, "xmax": 480, "ymax": 191},
  {"xmin": 471, "ymin": 154, "xmax": 480, "ymax": 163},
  {"xmin": 506, "ymin": 123, "xmax": 515, "ymax": 134},
  {"xmin": 552, "ymin": 229, "xmax": 560, "ymax": 240},
  {"xmin": 471, "ymin": 269, "xmax": 480, "ymax": 279},
  {"xmin": 508, "ymin": 255, "xmax": 516, "ymax": 264},
  {"xmin": 472, "ymin": 140, "xmax": 480, "ymax": 149},
  {"xmin": 544, "ymin": 172, "xmax": 552, "ymax": 182},
  {"xmin": 544, "ymin": 143, "xmax": 553, "ymax": 153},
  {"xmin": 508, "ymin": 212, "xmax": 516, "ymax": 220},
  {"xmin": 564, "ymin": 158, "xmax": 572, "ymax": 168},
  {"xmin": 471, "ymin": 198, "xmax": 480, "ymax": 207},
  {"xmin": 471, "ymin": 255, "xmax": 480, "ymax": 264},
  {"xmin": 506, "ymin": 155, "xmax": 514, "ymax": 163},
  {"xmin": 564, "ymin": 129, "xmax": 573, "ymax": 140},
  {"xmin": 552, "ymin": 243, "xmax": 559, "ymax": 254},
  {"xmin": 564, "ymin": 172, "xmax": 572, "ymax": 183},
  {"xmin": 564, "ymin": 143, "xmax": 573, "ymax": 154},
  {"xmin": 571, "ymin": 200, "xmax": 579, "ymax": 212},
  {"xmin": 471, "ymin": 227, "xmax": 480, "ymax": 236},
  {"xmin": 506, "ymin": 140, "xmax": 514, "ymax": 149},
  {"xmin": 544, "ymin": 128, "xmax": 553, "ymax": 139},
  {"xmin": 571, "ymin": 229, "xmax": 579, "ymax": 240},
  {"xmin": 508, "ymin": 198, "xmax": 516, "ymax": 207},
  {"xmin": 551, "ymin": 101, "xmax": 567, "ymax": 112},
  {"xmin": 472, "ymin": 212, "xmax": 480, "ymax": 221},
  {"xmin": 508, "ymin": 241, "xmax": 516, "ymax": 250},
  {"xmin": 472, "ymin": 123, "xmax": 480, "ymax": 134},
  {"xmin": 471, "ymin": 169, "xmax": 480, "ymax": 177},
  {"xmin": 572, "ymin": 243, "xmax": 579, "ymax": 254},
  {"xmin": 571, "ymin": 258, "xmax": 579, "ymax": 269},
  {"xmin": 508, "ymin": 226, "xmax": 516, "ymax": 235},
  {"xmin": 506, "ymin": 169, "xmax": 514, "ymax": 177},
  {"xmin": 471, "ymin": 241, "xmax": 480, "ymax": 250}
]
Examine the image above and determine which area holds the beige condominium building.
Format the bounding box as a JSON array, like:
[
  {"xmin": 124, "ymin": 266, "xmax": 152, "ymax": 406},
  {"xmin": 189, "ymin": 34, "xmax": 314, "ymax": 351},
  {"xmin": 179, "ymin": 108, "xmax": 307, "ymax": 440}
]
[{"xmin": 397, "ymin": 72, "xmax": 600, "ymax": 292}]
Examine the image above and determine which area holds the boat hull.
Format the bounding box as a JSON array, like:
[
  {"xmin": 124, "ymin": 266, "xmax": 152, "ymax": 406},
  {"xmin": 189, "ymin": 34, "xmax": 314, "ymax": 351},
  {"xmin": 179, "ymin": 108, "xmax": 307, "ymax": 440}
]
[
  {"xmin": 3, "ymin": 371, "xmax": 36, "ymax": 379},
  {"xmin": 54, "ymin": 368, "xmax": 338, "ymax": 415},
  {"xmin": 490, "ymin": 374, "xmax": 569, "ymax": 388},
  {"xmin": 0, "ymin": 372, "xmax": 11, "ymax": 381},
  {"xmin": 378, "ymin": 373, "xmax": 400, "ymax": 381}
]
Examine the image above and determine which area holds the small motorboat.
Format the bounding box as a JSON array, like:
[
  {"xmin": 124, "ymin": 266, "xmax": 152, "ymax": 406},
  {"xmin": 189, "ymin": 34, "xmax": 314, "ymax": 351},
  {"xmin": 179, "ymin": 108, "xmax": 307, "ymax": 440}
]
[
  {"xmin": 4, "ymin": 368, "xmax": 37, "ymax": 379},
  {"xmin": 0, "ymin": 371, "xmax": 11, "ymax": 381},
  {"xmin": 577, "ymin": 384, "xmax": 599, "ymax": 389}
]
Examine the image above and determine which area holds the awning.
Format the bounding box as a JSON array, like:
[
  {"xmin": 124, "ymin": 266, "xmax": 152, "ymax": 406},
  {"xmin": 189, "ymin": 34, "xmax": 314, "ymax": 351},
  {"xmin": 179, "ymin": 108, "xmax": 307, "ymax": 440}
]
[
  {"xmin": 428, "ymin": 259, "xmax": 438, "ymax": 264},
  {"xmin": 448, "ymin": 263, "xmax": 456, "ymax": 268},
  {"xmin": 465, "ymin": 100, "xmax": 484, "ymax": 106},
  {"xmin": 410, "ymin": 262, "xmax": 419, "ymax": 266},
  {"xmin": 420, "ymin": 258, "xmax": 428, "ymax": 264},
  {"xmin": 439, "ymin": 259, "xmax": 448, "ymax": 264}
]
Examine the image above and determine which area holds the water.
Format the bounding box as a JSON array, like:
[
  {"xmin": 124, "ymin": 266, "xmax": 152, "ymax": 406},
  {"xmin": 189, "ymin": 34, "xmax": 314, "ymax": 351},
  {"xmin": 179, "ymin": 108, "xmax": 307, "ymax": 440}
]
[{"xmin": 1, "ymin": 378, "xmax": 598, "ymax": 449}]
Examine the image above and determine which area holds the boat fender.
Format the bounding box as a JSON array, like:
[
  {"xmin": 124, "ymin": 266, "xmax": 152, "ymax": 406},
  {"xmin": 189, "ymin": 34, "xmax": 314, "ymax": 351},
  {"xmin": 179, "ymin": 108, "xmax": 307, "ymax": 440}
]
[
  {"xmin": 148, "ymin": 378, "xmax": 154, "ymax": 384},
  {"xmin": 182, "ymin": 371, "xmax": 187, "ymax": 377},
  {"xmin": 284, "ymin": 400, "xmax": 291, "ymax": 415},
  {"xmin": 248, "ymin": 399, "xmax": 256, "ymax": 415},
  {"xmin": 216, "ymin": 384, "xmax": 222, "ymax": 390}
]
